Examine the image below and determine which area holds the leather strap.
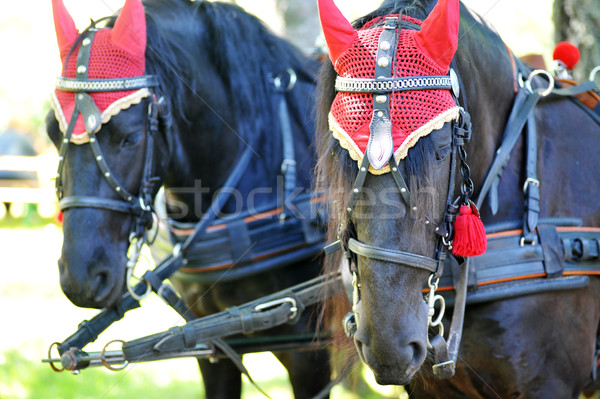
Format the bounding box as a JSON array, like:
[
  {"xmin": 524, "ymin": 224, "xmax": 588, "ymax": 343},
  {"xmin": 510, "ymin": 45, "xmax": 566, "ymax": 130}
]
[
  {"xmin": 348, "ymin": 238, "xmax": 438, "ymax": 273},
  {"xmin": 367, "ymin": 17, "xmax": 398, "ymax": 171},
  {"xmin": 522, "ymin": 112, "xmax": 540, "ymax": 243},
  {"xmin": 121, "ymin": 273, "xmax": 342, "ymax": 359},
  {"xmin": 476, "ymin": 89, "xmax": 542, "ymax": 210}
]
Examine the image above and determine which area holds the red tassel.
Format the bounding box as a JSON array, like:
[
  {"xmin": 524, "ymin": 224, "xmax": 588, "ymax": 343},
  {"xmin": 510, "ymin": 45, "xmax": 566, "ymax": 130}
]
[
  {"xmin": 452, "ymin": 203, "xmax": 486, "ymax": 257},
  {"xmin": 56, "ymin": 211, "xmax": 63, "ymax": 224}
]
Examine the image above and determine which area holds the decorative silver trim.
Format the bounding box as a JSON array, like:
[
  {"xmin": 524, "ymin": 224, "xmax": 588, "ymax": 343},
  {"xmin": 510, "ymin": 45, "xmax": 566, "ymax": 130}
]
[
  {"xmin": 55, "ymin": 76, "xmax": 158, "ymax": 92},
  {"xmin": 335, "ymin": 75, "xmax": 452, "ymax": 93}
]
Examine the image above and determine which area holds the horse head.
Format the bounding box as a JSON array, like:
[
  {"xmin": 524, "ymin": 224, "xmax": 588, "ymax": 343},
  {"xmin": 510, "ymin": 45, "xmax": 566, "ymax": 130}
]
[
  {"xmin": 46, "ymin": 0, "xmax": 170, "ymax": 309},
  {"xmin": 317, "ymin": 0, "xmax": 487, "ymax": 384}
]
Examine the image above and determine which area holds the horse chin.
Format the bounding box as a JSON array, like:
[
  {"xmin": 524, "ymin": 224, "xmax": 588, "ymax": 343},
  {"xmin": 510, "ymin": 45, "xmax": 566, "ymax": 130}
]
[{"xmin": 355, "ymin": 339, "xmax": 423, "ymax": 385}]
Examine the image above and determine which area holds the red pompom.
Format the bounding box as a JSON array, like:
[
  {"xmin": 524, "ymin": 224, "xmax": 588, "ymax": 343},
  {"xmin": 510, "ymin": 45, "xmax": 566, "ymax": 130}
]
[
  {"xmin": 452, "ymin": 203, "xmax": 486, "ymax": 257},
  {"xmin": 553, "ymin": 41, "xmax": 580, "ymax": 70},
  {"xmin": 56, "ymin": 211, "xmax": 63, "ymax": 224}
]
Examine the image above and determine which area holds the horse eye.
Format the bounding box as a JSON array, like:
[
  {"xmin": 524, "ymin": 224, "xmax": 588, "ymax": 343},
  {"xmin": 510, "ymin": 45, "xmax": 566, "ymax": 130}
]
[
  {"xmin": 435, "ymin": 144, "xmax": 451, "ymax": 161},
  {"xmin": 122, "ymin": 132, "xmax": 142, "ymax": 147}
]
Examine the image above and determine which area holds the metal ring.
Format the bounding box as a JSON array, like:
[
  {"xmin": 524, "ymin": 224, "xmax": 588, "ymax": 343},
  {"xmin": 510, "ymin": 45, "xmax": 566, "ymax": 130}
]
[
  {"xmin": 47, "ymin": 342, "xmax": 65, "ymax": 372},
  {"xmin": 100, "ymin": 339, "xmax": 129, "ymax": 371},
  {"xmin": 273, "ymin": 68, "xmax": 297, "ymax": 92},
  {"xmin": 525, "ymin": 69, "xmax": 554, "ymax": 97},
  {"xmin": 590, "ymin": 66, "xmax": 600, "ymax": 83}
]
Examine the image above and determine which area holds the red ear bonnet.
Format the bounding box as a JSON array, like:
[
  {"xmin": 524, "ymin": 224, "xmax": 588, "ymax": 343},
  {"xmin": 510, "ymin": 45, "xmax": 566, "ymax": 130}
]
[
  {"xmin": 50, "ymin": 0, "xmax": 150, "ymax": 144},
  {"xmin": 318, "ymin": 0, "xmax": 358, "ymax": 65},
  {"xmin": 415, "ymin": 0, "xmax": 460, "ymax": 72},
  {"xmin": 52, "ymin": 0, "xmax": 79, "ymax": 60},
  {"xmin": 320, "ymin": 0, "xmax": 461, "ymax": 173}
]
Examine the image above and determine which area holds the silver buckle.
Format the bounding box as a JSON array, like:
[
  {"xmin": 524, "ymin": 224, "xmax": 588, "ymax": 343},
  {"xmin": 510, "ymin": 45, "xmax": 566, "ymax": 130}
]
[{"xmin": 522, "ymin": 177, "xmax": 540, "ymax": 193}]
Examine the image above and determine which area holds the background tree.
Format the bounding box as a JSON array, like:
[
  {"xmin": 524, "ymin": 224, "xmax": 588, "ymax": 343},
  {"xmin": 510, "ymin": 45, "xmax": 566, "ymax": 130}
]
[
  {"xmin": 275, "ymin": 0, "xmax": 321, "ymax": 53},
  {"xmin": 553, "ymin": 0, "xmax": 600, "ymax": 81}
]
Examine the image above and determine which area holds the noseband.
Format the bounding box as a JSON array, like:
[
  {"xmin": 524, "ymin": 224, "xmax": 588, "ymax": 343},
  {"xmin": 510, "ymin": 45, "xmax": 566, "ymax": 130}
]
[
  {"xmin": 54, "ymin": 26, "xmax": 166, "ymax": 297},
  {"xmin": 325, "ymin": 16, "xmax": 474, "ymax": 379}
]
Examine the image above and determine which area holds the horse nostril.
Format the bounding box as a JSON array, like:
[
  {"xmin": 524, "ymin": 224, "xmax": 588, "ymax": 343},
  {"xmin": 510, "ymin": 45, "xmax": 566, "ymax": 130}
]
[
  {"xmin": 406, "ymin": 341, "xmax": 427, "ymax": 375},
  {"xmin": 92, "ymin": 270, "xmax": 112, "ymax": 303}
]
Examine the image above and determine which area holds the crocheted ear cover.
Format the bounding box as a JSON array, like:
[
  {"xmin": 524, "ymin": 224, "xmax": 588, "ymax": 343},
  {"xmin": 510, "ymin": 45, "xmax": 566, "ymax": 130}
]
[
  {"xmin": 50, "ymin": 0, "xmax": 149, "ymax": 144},
  {"xmin": 319, "ymin": 0, "xmax": 460, "ymax": 174}
]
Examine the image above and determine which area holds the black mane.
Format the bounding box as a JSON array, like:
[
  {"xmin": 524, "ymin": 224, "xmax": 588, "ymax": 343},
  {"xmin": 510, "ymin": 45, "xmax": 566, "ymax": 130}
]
[{"xmin": 140, "ymin": 0, "xmax": 319, "ymax": 157}]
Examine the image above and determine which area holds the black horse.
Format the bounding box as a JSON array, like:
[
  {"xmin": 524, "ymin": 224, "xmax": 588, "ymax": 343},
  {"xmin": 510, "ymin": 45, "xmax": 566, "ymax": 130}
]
[
  {"xmin": 316, "ymin": 0, "xmax": 600, "ymax": 397},
  {"xmin": 46, "ymin": 0, "xmax": 331, "ymax": 397}
]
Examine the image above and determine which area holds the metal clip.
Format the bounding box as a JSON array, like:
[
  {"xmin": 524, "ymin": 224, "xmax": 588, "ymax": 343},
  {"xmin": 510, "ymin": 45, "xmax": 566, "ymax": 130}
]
[
  {"xmin": 426, "ymin": 274, "xmax": 446, "ymax": 348},
  {"xmin": 126, "ymin": 235, "xmax": 151, "ymax": 301}
]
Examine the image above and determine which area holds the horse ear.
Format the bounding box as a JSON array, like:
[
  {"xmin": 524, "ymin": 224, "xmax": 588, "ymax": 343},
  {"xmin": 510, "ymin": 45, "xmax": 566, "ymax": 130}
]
[
  {"xmin": 318, "ymin": 0, "xmax": 357, "ymax": 64},
  {"xmin": 52, "ymin": 0, "xmax": 79, "ymax": 60},
  {"xmin": 111, "ymin": 0, "xmax": 147, "ymax": 58},
  {"xmin": 415, "ymin": 0, "xmax": 460, "ymax": 71}
]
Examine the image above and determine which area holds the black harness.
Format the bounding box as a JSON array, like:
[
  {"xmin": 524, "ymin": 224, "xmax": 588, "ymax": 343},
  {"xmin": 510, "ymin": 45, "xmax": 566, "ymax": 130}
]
[
  {"xmin": 50, "ymin": 26, "xmax": 333, "ymax": 382},
  {"xmin": 324, "ymin": 16, "xmax": 471, "ymax": 379},
  {"xmin": 324, "ymin": 18, "xmax": 600, "ymax": 381}
]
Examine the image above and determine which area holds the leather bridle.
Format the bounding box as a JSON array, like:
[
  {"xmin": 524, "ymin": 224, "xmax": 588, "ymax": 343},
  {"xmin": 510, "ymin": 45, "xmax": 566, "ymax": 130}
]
[
  {"xmin": 324, "ymin": 16, "xmax": 474, "ymax": 379},
  {"xmin": 54, "ymin": 25, "xmax": 166, "ymax": 298}
]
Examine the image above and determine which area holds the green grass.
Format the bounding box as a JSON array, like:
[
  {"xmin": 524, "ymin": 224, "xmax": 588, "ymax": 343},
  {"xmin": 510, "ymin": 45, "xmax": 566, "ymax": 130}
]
[{"xmin": 0, "ymin": 350, "xmax": 203, "ymax": 399}]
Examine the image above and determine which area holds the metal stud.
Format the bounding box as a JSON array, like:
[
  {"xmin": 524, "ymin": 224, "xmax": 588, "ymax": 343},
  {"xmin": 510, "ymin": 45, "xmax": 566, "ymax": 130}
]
[
  {"xmin": 360, "ymin": 167, "xmax": 367, "ymax": 172},
  {"xmin": 379, "ymin": 40, "xmax": 391, "ymax": 51},
  {"xmin": 59, "ymin": 156, "xmax": 64, "ymax": 161},
  {"xmin": 425, "ymin": 220, "xmax": 430, "ymax": 225},
  {"xmin": 347, "ymin": 207, "xmax": 352, "ymax": 212},
  {"xmin": 377, "ymin": 111, "xmax": 384, "ymax": 117},
  {"xmin": 78, "ymin": 94, "xmax": 84, "ymax": 100},
  {"xmin": 63, "ymin": 138, "xmax": 69, "ymax": 143},
  {"xmin": 375, "ymin": 95, "xmax": 387, "ymax": 104},
  {"xmin": 392, "ymin": 167, "xmax": 398, "ymax": 172},
  {"xmin": 96, "ymin": 156, "xmax": 102, "ymax": 161},
  {"xmin": 82, "ymin": 38, "xmax": 91, "ymax": 46},
  {"xmin": 87, "ymin": 115, "xmax": 96, "ymax": 127},
  {"xmin": 412, "ymin": 206, "xmax": 418, "ymax": 212},
  {"xmin": 116, "ymin": 187, "xmax": 121, "ymax": 192},
  {"xmin": 400, "ymin": 187, "xmax": 406, "ymax": 193},
  {"xmin": 127, "ymin": 196, "xmax": 132, "ymax": 201},
  {"xmin": 77, "ymin": 65, "xmax": 87, "ymax": 74},
  {"xmin": 90, "ymin": 137, "xmax": 96, "ymax": 142},
  {"xmin": 353, "ymin": 188, "xmax": 359, "ymax": 193},
  {"xmin": 377, "ymin": 57, "xmax": 389, "ymax": 68},
  {"xmin": 104, "ymin": 172, "xmax": 110, "ymax": 177}
]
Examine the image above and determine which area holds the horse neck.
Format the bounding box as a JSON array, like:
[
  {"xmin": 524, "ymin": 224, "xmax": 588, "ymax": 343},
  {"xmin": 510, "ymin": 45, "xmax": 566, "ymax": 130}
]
[
  {"xmin": 162, "ymin": 76, "xmax": 317, "ymax": 221},
  {"xmin": 455, "ymin": 8, "xmax": 519, "ymax": 215}
]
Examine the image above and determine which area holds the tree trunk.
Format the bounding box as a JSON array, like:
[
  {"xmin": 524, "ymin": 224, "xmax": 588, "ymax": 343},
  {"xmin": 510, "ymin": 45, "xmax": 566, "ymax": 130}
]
[
  {"xmin": 553, "ymin": 0, "xmax": 600, "ymax": 81},
  {"xmin": 275, "ymin": 0, "xmax": 320, "ymax": 53}
]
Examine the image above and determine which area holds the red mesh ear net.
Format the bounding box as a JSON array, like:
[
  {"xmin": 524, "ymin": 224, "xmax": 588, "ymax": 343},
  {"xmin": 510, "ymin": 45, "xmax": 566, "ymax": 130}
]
[
  {"xmin": 51, "ymin": 0, "xmax": 147, "ymax": 138},
  {"xmin": 54, "ymin": 29, "xmax": 146, "ymax": 136},
  {"xmin": 330, "ymin": 16, "xmax": 457, "ymax": 158}
]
